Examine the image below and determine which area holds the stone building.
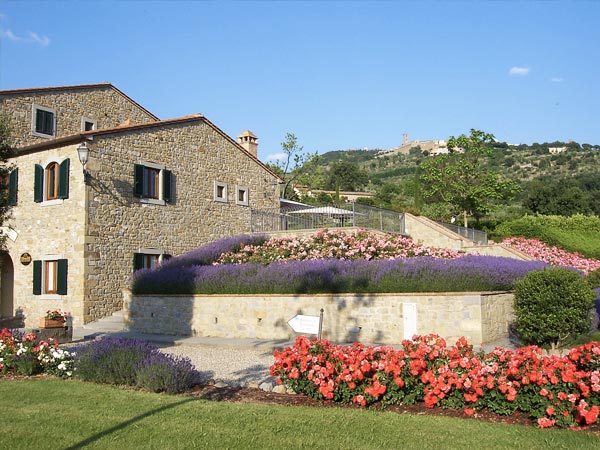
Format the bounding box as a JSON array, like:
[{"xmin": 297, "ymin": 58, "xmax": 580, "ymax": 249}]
[{"xmin": 0, "ymin": 83, "xmax": 280, "ymax": 327}]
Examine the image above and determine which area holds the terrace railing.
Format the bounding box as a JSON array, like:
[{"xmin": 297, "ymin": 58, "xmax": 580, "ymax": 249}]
[
  {"xmin": 436, "ymin": 221, "xmax": 488, "ymax": 245},
  {"xmin": 250, "ymin": 203, "xmax": 406, "ymax": 235}
]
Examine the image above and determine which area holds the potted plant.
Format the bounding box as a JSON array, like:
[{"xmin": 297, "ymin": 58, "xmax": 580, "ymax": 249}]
[{"xmin": 40, "ymin": 310, "xmax": 68, "ymax": 328}]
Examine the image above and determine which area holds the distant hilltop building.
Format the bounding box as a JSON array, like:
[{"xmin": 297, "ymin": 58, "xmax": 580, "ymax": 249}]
[
  {"xmin": 548, "ymin": 146, "xmax": 567, "ymax": 154},
  {"xmin": 381, "ymin": 134, "xmax": 449, "ymax": 157}
]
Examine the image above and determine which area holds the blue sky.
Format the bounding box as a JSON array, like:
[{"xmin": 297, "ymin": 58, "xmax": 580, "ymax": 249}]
[{"xmin": 1, "ymin": 1, "xmax": 599, "ymax": 162}]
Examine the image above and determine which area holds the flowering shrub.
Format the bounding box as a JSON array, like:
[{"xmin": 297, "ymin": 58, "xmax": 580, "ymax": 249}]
[
  {"xmin": 44, "ymin": 309, "xmax": 68, "ymax": 323},
  {"xmin": 74, "ymin": 336, "xmax": 197, "ymax": 393},
  {"xmin": 501, "ymin": 237, "xmax": 600, "ymax": 275},
  {"xmin": 132, "ymin": 255, "xmax": 547, "ymax": 295},
  {"xmin": 160, "ymin": 234, "xmax": 268, "ymax": 269},
  {"xmin": 0, "ymin": 328, "xmax": 74, "ymax": 377},
  {"xmin": 217, "ymin": 229, "xmax": 461, "ymax": 265},
  {"xmin": 271, "ymin": 334, "xmax": 600, "ymax": 429}
]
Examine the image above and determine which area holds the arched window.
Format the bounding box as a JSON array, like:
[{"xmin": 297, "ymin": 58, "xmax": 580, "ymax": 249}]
[
  {"xmin": 34, "ymin": 159, "xmax": 70, "ymax": 203},
  {"xmin": 46, "ymin": 162, "xmax": 59, "ymax": 200}
]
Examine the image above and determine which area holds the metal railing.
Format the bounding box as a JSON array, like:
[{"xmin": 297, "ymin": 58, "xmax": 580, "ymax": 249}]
[
  {"xmin": 436, "ymin": 221, "xmax": 488, "ymax": 245},
  {"xmin": 250, "ymin": 202, "xmax": 406, "ymax": 235}
]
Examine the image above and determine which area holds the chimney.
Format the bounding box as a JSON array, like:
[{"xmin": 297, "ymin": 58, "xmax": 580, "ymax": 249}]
[
  {"xmin": 403, "ymin": 133, "xmax": 409, "ymax": 145},
  {"xmin": 237, "ymin": 130, "xmax": 258, "ymax": 157}
]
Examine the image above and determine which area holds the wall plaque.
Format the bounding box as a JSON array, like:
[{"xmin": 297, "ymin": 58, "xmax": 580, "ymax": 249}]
[{"xmin": 20, "ymin": 253, "xmax": 32, "ymax": 265}]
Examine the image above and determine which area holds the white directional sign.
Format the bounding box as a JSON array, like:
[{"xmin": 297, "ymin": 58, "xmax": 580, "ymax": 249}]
[{"xmin": 287, "ymin": 314, "xmax": 321, "ymax": 335}]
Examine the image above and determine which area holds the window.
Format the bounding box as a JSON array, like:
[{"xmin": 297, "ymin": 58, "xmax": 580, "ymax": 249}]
[
  {"xmin": 34, "ymin": 159, "xmax": 70, "ymax": 203},
  {"xmin": 32, "ymin": 104, "xmax": 56, "ymax": 138},
  {"xmin": 134, "ymin": 162, "xmax": 172, "ymax": 205},
  {"xmin": 46, "ymin": 162, "xmax": 59, "ymax": 200},
  {"xmin": 236, "ymin": 186, "xmax": 249, "ymax": 206},
  {"xmin": 81, "ymin": 117, "xmax": 96, "ymax": 132},
  {"xmin": 0, "ymin": 169, "xmax": 18, "ymax": 206},
  {"xmin": 214, "ymin": 181, "xmax": 228, "ymax": 203},
  {"xmin": 133, "ymin": 250, "xmax": 171, "ymax": 271},
  {"xmin": 33, "ymin": 258, "xmax": 68, "ymax": 296}
]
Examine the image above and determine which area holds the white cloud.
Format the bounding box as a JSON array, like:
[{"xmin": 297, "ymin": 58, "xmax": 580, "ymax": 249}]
[
  {"xmin": 551, "ymin": 77, "xmax": 564, "ymax": 83},
  {"xmin": 266, "ymin": 152, "xmax": 287, "ymax": 162},
  {"xmin": 0, "ymin": 28, "xmax": 49, "ymax": 46},
  {"xmin": 509, "ymin": 66, "xmax": 530, "ymax": 76}
]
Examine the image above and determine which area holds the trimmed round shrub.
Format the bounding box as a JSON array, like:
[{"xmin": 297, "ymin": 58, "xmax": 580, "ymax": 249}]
[{"xmin": 513, "ymin": 268, "xmax": 597, "ymax": 347}]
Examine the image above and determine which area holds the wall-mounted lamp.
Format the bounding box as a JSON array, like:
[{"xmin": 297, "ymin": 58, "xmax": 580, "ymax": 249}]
[{"xmin": 77, "ymin": 142, "xmax": 91, "ymax": 184}]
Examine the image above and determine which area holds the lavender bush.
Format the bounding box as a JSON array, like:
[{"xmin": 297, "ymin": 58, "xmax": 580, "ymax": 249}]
[
  {"xmin": 74, "ymin": 336, "xmax": 199, "ymax": 392},
  {"xmin": 135, "ymin": 352, "xmax": 197, "ymax": 394},
  {"xmin": 132, "ymin": 256, "xmax": 549, "ymax": 295},
  {"xmin": 74, "ymin": 336, "xmax": 159, "ymax": 385},
  {"xmin": 160, "ymin": 234, "xmax": 268, "ymax": 269}
]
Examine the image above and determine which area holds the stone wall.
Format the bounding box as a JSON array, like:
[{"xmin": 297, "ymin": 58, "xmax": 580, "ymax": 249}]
[
  {"xmin": 0, "ymin": 85, "xmax": 157, "ymax": 147},
  {"xmin": 84, "ymin": 119, "xmax": 280, "ymax": 322},
  {"xmin": 124, "ymin": 290, "xmax": 514, "ymax": 345},
  {"xmin": 3, "ymin": 144, "xmax": 87, "ymax": 327}
]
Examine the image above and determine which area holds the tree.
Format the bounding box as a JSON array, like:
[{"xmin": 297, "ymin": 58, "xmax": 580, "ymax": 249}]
[
  {"xmin": 419, "ymin": 129, "xmax": 520, "ymax": 227},
  {"xmin": 0, "ymin": 114, "xmax": 15, "ymax": 249},
  {"xmin": 523, "ymin": 179, "xmax": 592, "ymax": 216},
  {"xmin": 324, "ymin": 160, "xmax": 368, "ymax": 192},
  {"xmin": 266, "ymin": 133, "xmax": 319, "ymax": 199}
]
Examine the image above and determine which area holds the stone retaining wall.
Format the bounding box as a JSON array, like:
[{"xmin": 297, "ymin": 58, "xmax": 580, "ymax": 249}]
[{"xmin": 123, "ymin": 290, "xmax": 514, "ymax": 345}]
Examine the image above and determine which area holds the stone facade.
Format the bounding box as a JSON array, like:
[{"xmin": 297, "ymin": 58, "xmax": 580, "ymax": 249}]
[
  {"xmin": 3, "ymin": 144, "xmax": 87, "ymax": 326},
  {"xmin": 0, "ymin": 84, "xmax": 280, "ymax": 327},
  {"xmin": 0, "ymin": 83, "xmax": 157, "ymax": 148},
  {"xmin": 124, "ymin": 290, "xmax": 514, "ymax": 345}
]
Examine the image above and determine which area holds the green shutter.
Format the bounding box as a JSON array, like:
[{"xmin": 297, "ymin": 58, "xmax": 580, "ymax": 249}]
[
  {"xmin": 58, "ymin": 159, "xmax": 69, "ymax": 199},
  {"xmin": 133, "ymin": 253, "xmax": 144, "ymax": 271},
  {"xmin": 44, "ymin": 111, "xmax": 54, "ymax": 135},
  {"xmin": 8, "ymin": 169, "xmax": 18, "ymax": 206},
  {"xmin": 33, "ymin": 260, "xmax": 42, "ymax": 295},
  {"xmin": 163, "ymin": 169, "xmax": 172, "ymax": 202},
  {"xmin": 35, "ymin": 111, "xmax": 45, "ymax": 134},
  {"xmin": 134, "ymin": 165, "xmax": 144, "ymax": 197},
  {"xmin": 57, "ymin": 259, "xmax": 68, "ymax": 295},
  {"xmin": 34, "ymin": 164, "xmax": 44, "ymax": 203}
]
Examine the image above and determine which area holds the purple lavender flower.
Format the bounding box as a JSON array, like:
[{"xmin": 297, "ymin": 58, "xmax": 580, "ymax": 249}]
[{"xmin": 132, "ymin": 255, "xmax": 548, "ymax": 295}]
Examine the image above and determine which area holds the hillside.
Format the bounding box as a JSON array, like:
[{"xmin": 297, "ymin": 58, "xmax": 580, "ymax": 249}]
[{"xmin": 291, "ymin": 140, "xmax": 600, "ymax": 218}]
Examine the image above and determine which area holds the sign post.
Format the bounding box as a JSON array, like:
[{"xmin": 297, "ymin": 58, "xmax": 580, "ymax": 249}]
[{"xmin": 287, "ymin": 308, "xmax": 325, "ymax": 340}]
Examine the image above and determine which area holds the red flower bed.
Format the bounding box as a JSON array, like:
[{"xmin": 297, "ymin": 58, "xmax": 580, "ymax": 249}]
[{"xmin": 270, "ymin": 334, "xmax": 600, "ymax": 429}]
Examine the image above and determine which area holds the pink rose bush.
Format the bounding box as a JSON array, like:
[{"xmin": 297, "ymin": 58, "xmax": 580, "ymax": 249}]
[
  {"xmin": 501, "ymin": 237, "xmax": 600, "ymax": 275},
  {"xmin": 217, "ymin": 229, "xmax": 461, "ymax": 265},
  {"xmin": 271, "ymin": 334, "xmax": 600, "ymax": 429}
]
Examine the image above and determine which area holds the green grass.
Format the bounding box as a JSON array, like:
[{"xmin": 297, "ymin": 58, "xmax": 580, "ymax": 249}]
[{"xmin": 1, "ymin": 379, "xmax": 599, "ymax": 450}]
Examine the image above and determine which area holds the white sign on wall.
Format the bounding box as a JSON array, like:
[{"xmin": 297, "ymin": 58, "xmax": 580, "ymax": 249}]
[
  {"xmin": 288, "ymin": 314, "xmax": 320, "ymax": 335},
  {"xmin": 403, "ymin": 303, "xmax": 417, "ymax": 340}
]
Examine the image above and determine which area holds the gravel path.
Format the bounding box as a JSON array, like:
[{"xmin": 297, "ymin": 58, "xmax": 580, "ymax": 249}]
[{"xmin": 160, "ymin": 344, "xmax": 276, "ymax": 387}]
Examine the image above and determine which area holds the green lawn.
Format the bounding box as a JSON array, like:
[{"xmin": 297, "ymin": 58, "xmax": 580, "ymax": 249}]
[{"xmin": 1, "ymin": 379, "xmax": 599, "ymax": 450}]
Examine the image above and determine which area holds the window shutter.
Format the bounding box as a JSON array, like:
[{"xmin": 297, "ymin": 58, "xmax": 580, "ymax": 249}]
[
  {"xmin": 162, "ymin": 169, "xmax": 172, "ymax": 202},
  {"xmin": 57, "ymin": 259, "xmax": 68, "ymax": 295},
  {"xmin": 134, "ymin": 164, "xmax": 144, "ymax": 197},
  {"xmin": 58, "ymin": 159, "xmax": 70, "ymax": 199},
  {"xmin": 33, "ymin": 260, "xmax": 42, "ymax": 295},
  {"xmin": 34, "ymin": 164, "xmax": 44, "ymax": 203},
  {"xmin": 35, "ymin": 111, "xmax": 45, "ymax": 134},
  {"xmin": 8, "ymin": 169, "xmax": 18, "ymax": 206},
  {"xmin": 133, "ymin": 253, "xmax": 144, "ymax": 271},
  {"xmin": 45, "ymin": 111, "xmax": 54, "ymax": 135}
]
